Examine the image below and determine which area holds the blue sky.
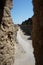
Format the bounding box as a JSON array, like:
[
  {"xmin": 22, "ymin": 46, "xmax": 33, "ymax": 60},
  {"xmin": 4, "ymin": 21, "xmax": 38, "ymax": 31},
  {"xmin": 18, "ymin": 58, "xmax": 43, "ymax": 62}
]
[{"xmin": 11, "ymin": 0, "xmax": 33, "ymax": 24}]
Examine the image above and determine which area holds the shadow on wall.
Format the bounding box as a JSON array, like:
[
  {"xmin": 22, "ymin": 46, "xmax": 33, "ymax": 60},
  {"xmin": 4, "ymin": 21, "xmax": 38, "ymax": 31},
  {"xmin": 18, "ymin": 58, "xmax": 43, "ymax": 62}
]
[
  {"xmin": 19, "ymin": 18, "xmax": 32, "ymax": 40},
  {"xmin": 0, "ymin": 0, "xmax": 6, "ymax": 24}
]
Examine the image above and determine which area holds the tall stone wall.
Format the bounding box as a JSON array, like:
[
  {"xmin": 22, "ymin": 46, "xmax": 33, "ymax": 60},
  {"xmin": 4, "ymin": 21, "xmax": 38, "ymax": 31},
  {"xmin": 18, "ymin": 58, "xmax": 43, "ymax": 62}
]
[
  {"xmin": 0, "ymin": 0, "xmax": 15, "ymax": 65},
  {"xmin": 32, "ymin": 0, "xmax": 43, "ymax": 65}
]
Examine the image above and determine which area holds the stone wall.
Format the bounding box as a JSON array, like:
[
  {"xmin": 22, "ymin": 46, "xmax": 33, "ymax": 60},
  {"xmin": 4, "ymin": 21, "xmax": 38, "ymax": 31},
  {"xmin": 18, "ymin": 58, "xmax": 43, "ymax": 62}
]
[
  {"xmin": 0, "ymin": 0, "xmax": 15, "ymax": 65},
  {"xmin": 32, "ymin": 0, "xmax": 43, "ymax": 65}
]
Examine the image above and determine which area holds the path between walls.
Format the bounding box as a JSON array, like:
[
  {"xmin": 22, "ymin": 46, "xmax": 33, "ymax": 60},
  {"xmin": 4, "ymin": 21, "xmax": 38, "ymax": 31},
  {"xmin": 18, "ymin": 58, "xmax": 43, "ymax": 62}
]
[{"xmin": 14, "ymin": 27, "xmax": 35, "ymax": 65}]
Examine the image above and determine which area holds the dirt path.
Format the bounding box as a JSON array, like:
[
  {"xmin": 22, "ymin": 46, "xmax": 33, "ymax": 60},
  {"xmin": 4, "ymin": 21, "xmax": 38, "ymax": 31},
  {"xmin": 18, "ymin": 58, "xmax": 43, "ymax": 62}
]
[{"xmin": 14, "ymin": 27, "xmax": 35, "ymax": 65}]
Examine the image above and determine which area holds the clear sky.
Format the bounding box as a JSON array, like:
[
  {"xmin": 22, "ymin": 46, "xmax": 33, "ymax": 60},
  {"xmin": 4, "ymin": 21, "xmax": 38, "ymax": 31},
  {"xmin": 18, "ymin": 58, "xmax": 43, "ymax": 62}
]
[{"xmin": 11, "ymin": 0, "xmax": 34, "ymax": 24}]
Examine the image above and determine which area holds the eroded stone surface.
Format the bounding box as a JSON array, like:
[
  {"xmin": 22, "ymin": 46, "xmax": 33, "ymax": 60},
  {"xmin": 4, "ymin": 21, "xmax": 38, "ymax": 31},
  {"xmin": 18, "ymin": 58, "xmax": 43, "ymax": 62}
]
[{"xmin": 0, "ymin": 0, "xmax": 15, "ymax": 65}]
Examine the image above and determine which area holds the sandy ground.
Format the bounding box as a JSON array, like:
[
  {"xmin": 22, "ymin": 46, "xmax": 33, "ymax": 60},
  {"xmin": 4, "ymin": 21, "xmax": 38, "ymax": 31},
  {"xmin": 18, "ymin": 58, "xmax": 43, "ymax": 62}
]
[{"xmin": 14, "ymin": 27, "xmax": 35, "ymax": 65}]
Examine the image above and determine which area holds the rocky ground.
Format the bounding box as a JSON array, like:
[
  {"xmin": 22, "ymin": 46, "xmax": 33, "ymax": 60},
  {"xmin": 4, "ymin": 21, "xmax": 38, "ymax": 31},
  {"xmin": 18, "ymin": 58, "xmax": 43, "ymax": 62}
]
[{"xmin": 14, "ymin": 25, "xmax": 35, "ymax": 65}]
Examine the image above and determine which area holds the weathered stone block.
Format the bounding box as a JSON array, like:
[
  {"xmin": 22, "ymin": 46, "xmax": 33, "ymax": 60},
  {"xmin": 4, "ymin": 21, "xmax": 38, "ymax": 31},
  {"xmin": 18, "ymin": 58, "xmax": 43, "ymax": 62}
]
[{"xmin": 0, "ymin": 0, "xmax": 15, "ymax": 65}]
